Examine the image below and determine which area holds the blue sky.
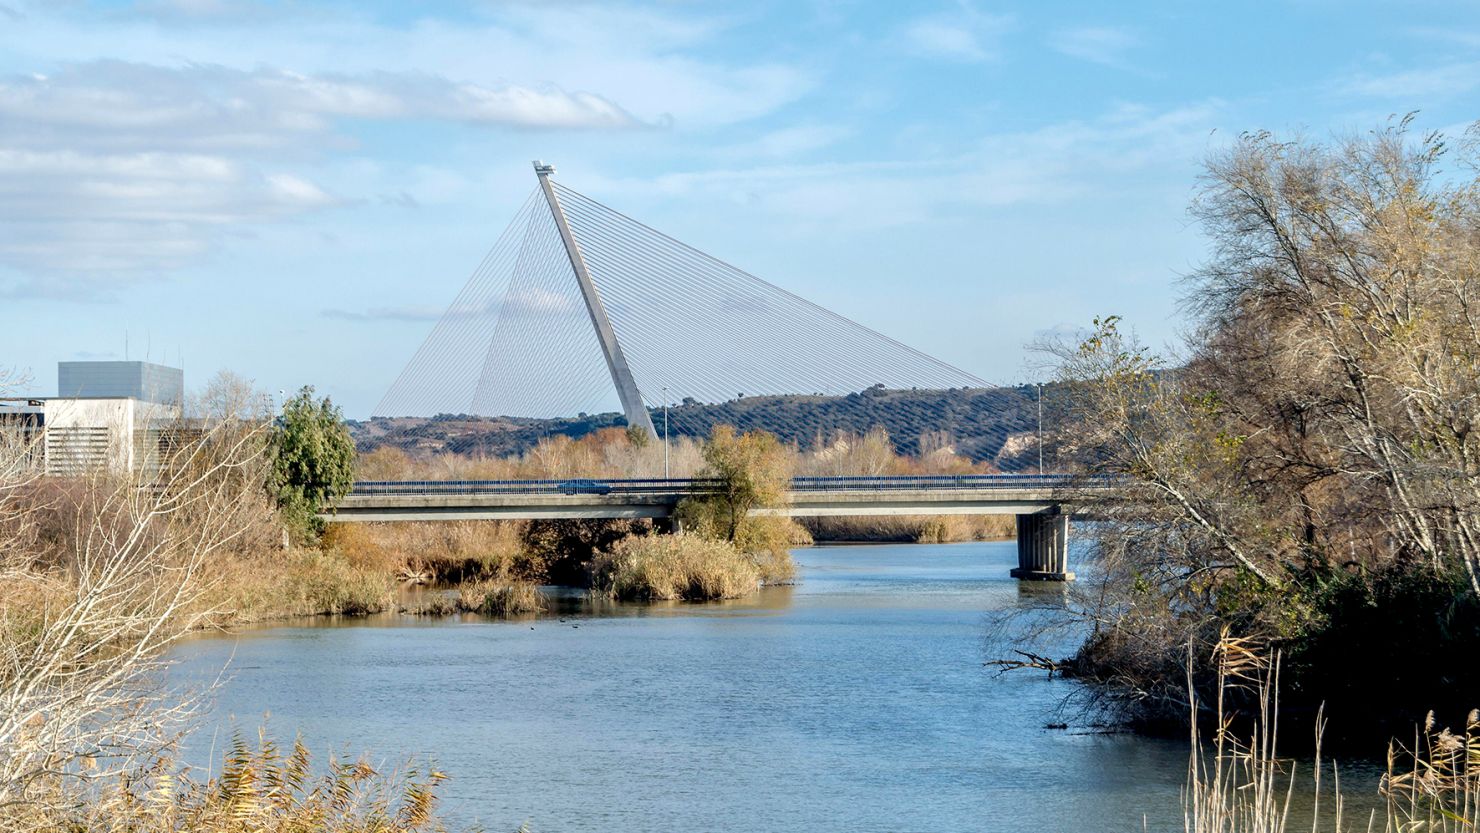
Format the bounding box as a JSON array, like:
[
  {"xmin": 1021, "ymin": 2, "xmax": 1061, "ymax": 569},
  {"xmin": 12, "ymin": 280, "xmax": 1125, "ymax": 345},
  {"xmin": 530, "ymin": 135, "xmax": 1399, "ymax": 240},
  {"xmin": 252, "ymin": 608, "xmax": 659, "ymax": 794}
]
[{"xmin": 3, "ymin": 0, "xmax": 1478, "ymax": 417}]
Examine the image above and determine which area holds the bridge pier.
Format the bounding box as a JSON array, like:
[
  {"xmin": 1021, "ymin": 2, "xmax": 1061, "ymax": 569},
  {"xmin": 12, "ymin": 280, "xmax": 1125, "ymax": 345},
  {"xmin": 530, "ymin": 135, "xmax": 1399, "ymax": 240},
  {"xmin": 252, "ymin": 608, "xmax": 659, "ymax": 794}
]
[{"xmin": 1011, "ymin": 511, "xmax": 1074, "ymax": 581}]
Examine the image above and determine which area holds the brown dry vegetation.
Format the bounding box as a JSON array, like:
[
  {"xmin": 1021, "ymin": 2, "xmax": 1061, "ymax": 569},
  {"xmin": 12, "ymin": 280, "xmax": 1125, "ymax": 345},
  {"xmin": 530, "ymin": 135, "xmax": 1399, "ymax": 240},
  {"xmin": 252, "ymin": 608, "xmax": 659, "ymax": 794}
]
[
  {"xmin": 1038, "ymin": 121, "xmax": 1480, "ymax": 745},
  {"xmin": 1183, "ymin": 637, "xmax": 1480, "ymax": 833},
  {"xmin": 592, "ymin": 533, "xmax": 762, "ymax": 601},
  {"xmin": 801, "ymin": 513, "xmax": 1015, "ymax": 543}
]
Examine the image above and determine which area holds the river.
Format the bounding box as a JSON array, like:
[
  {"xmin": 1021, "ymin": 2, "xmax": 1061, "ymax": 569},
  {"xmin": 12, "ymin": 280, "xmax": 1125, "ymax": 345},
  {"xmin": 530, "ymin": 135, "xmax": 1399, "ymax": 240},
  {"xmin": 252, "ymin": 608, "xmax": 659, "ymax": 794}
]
[{"xmin": 174, "ymin": 541, "xmax": 1195, "ymax": 831}]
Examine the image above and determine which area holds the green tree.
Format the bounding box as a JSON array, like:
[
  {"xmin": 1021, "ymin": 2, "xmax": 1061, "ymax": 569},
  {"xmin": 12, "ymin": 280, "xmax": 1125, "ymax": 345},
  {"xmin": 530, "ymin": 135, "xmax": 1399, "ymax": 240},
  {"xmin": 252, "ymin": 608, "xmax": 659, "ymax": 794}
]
[
  {"xmin": 678, "ymin": 424, "xmax": 792, "ymax": 542},
  {"xmin": 268, "ymin": 386, "xmax": 356, "ymax": 540}
]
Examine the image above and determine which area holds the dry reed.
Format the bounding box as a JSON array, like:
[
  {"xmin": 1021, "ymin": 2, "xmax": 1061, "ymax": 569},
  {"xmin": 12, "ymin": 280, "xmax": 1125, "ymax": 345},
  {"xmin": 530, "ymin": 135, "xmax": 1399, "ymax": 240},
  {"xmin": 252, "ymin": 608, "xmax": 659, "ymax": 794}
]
[
  {"xmin": 593, "ymin": 533, "xmax": 762, "ymax": 601},
  {"xmin": 456, "ymin": 580, "xmax": 544, "ymax": 617}
]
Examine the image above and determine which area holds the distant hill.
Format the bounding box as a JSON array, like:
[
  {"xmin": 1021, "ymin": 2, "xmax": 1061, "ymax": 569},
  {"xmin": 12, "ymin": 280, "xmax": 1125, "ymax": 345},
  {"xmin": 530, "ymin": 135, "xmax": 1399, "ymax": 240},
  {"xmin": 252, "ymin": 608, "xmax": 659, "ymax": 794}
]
[{"xmin": 351, "ymin": 385, "xmax": 1043, "ymax": 471}]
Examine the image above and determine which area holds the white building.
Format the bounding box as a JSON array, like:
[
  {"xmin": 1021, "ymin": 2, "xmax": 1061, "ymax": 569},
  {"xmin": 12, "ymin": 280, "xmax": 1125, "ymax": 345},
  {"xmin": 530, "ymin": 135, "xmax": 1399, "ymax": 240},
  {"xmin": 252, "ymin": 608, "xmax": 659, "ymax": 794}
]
[{"xmin": 0, "ymin": 362, "xmax": 185, "ymax": 476}]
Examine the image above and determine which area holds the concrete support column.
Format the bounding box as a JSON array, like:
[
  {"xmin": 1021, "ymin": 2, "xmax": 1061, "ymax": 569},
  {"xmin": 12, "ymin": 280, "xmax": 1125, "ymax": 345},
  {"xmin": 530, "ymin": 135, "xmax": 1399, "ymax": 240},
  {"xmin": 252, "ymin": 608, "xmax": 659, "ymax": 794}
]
[{"xmin": 1011, "ymin": 511, "xmax": 1074, "ymax": 581}]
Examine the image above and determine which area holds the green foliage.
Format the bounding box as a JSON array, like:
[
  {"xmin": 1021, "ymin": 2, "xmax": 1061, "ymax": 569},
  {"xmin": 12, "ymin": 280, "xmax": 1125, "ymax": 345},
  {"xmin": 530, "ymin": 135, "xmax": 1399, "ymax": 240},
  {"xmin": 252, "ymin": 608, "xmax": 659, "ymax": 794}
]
[
  {"xmin": 624, "ymin": 424, "xmax": 652, "ymax": 449},
  {"xmin": 1282, "ymin": 565, "xmax": 1480, "ymax": 746},
  {"xmin": 268, "ymin": 386, "xmax": 356, "ymax": 541},
  {"xmin": 678, "ymin": 424, "xmax": 792, "ymax": 543}
]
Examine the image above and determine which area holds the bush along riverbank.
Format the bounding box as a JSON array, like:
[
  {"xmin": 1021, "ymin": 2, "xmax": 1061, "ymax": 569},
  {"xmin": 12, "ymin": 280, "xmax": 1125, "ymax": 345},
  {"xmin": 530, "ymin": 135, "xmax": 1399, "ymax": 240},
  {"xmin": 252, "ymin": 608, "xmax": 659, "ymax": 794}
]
[
  {"xmin": 1029, "ymin": 122, "xmax": 1480, "ymax": 750},
  {"xmin": 213, "ymin": 422, "xmax": 810, "ymax": 625}
]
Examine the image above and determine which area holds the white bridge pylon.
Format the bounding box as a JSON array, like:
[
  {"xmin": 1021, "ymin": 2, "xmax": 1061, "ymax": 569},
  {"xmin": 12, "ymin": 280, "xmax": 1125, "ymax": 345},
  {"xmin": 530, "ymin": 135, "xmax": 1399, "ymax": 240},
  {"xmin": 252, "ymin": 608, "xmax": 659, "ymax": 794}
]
[{"xmin": 375, "ymin": 161, "xmax": 988, "ymax": 430}]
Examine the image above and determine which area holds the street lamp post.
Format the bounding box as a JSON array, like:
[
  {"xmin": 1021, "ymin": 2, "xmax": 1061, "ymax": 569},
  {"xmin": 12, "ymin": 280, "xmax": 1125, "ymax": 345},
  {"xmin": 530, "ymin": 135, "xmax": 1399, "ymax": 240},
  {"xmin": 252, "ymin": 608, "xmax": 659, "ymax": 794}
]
[{"xmin": 662, "ymin": 386, "xmax": 670, "ymax": 479}]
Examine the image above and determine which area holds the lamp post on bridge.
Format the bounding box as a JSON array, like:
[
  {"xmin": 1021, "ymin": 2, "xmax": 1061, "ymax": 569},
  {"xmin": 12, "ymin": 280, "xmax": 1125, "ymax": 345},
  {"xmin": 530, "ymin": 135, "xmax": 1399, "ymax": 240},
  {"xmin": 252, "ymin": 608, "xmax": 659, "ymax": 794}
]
[{"xmin": 662, "ymin": 385, "xmax": 670, "ymax": 479}]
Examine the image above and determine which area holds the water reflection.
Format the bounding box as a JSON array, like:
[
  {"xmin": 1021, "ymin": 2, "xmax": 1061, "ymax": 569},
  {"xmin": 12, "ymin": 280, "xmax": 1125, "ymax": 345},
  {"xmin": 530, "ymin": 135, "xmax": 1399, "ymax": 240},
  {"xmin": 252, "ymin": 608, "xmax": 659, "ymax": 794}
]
[{"xmin": 174, "ymin": 541, "xmax": 1205, "ymax": 832}]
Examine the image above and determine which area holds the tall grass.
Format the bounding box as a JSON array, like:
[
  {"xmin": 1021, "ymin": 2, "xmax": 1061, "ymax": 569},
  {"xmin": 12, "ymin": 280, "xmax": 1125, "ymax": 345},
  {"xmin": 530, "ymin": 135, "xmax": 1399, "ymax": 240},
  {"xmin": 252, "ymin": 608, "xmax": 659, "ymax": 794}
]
[
  {"xmin": 593, "ymin": 533, "xmax": 762, "ymax": 601},
  {"xmin": 1181, "ymin": 634, "xmax": 1480, "ymax": 833},
  {"xmin": 321, "ymin": 520, "xmax": 529, "ymax": 583},
  {"xmin": 1182, "ymin": 637, "xmax": 1338, "ymax": 833},
  {"xmin": 1383, "ymin": 713, "xmax": 1480, "ymax": 832},
  {"xmin": 199, "ymin": 548, "xmax": 395, "ymax": 624},
  {"xmin": 29, "ymin": 733, "xmax": 449, "ymax": 833},
  {"xmin": 456, "ymin": 580, "xmax": 544, "ymax": 617},
  {"xmin": 801, "ymin": 513, "xmax": 1015, "ymax": 543}
]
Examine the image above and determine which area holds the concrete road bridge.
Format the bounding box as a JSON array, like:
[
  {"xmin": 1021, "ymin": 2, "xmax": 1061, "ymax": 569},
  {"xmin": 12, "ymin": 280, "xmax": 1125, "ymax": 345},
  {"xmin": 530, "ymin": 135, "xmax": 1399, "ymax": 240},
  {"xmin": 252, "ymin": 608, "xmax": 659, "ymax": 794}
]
[{"xmin": 326, "ymin": 474, "xmax": 1101, "ymax": 580}]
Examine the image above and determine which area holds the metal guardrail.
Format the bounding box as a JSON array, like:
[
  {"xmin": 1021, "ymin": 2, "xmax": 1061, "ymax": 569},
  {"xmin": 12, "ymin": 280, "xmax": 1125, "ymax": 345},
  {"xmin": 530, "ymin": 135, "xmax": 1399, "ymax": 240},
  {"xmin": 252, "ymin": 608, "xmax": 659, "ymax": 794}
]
[{"xmin": 349, "ymin": 473, "xmax": 1105, "ymax": 497}]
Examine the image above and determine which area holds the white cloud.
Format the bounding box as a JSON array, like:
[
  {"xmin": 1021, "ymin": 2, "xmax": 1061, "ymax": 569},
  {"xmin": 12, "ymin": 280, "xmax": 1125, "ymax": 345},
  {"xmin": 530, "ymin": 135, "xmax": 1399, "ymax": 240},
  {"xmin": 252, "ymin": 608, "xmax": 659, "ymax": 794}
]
[
  {"xmin": 1049, "ymin": 25, "xmax": 1140, "ymax": 68},
  {"xmin": 5, "ymin": 7, "xmax": 812, "ymax": 130},
  {"xmin": 0, "ymin": 61, "xmax": 640, "ymax": 154},
  {"xmin": 1339, "ymin": 60, "xmax": 1480, "ymax": 99},
  {"xmin": 590, "ymin": 101, "xmax": 1225, "ymax": 231},
  {"xmin": 900, "ymin": 7, "xmax": 1013, "ymax": 63},
  {"xmin": 0, "ymin": 59, "xmax": 644, "ymax": 285},
  {"xmin": 0, "ymin": 147, "xmax": 336, "ymax": 282},
  {"xmin": 0, "ymin": 2, "xmax": 818, "ymax": 291}
]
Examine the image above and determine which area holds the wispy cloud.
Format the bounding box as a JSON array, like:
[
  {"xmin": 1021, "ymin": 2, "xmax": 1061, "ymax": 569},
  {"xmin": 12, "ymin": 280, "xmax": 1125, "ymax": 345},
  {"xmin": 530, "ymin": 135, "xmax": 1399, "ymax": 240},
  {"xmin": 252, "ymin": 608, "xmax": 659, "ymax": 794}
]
[
  {"xmin": 900, "ymin": 6, "xmax": 1013, "ymax": 63},
  {"xmin": 1049, "ymin": 25, "xmax": 1140, "ymax": 69},
  {"xmin": 0, "ymin": 1, "xmax": 819, "ymax": 291},
  {"xmin": 594, "ymin": 100, "xmax": 1226, "ymax": 231},
  {"xmin": 324, "ymin": 288, "xmax": 580, "ymax": 324},
  {"xmin": 323, "ymin": 304, "xmax": 450, "ymax": 322},
  {"xmin": 715, "ymin": 124, "xmax": 853, "ymax": 160},
  {"xmin": 0, "ymin": 60, "xmax": 640, "ymax": 280},
  {"xmin": 1338, "ymin": 60, "xmax": 1480, "ymax": 99},
  {"xmin": 0, "ymin": 61, "xmax": 641, "ymax": 153},
  {"xmin": 1404, "ymin": 26, "xmax": 1480, "ymax": 49}
]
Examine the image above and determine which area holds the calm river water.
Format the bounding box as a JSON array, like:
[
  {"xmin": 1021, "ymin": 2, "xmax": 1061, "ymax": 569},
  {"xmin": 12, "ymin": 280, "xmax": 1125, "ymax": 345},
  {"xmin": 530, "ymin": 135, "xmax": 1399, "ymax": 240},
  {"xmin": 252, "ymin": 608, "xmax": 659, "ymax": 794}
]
[{"xmin": 174, "ymin": 541, "xmax": 1196, "ymax": 831}]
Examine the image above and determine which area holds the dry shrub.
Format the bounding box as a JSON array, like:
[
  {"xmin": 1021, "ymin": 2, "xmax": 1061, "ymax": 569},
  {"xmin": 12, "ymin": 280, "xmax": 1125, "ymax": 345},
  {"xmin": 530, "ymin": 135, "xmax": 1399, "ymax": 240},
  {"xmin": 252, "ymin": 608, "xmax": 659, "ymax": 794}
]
[
  {"xmin": 201, "ymin": 549, "xmax": 393, "ymax": 624},
  {"xmin": 322, "ymin": 520, "xmax": 528, "ymax": 583},
  {"xmin": 593, "ymin": 533, "xmax": 761, "ymax": 601},
  {"xmin": 803, "ymin": 514, "xmax": 1015, "ymax": 543},
  {"xmin": 520, "ymin": 518, "xmax": 653, "ymax": 586},
  {"xmin": 733, "ymin": 515, "xmax": 801, "ymax": 582},
  {"xmin": 356, "ymin": 427, "xmax": 709, "ymax": 481},
  {"xmin": 456, "ymin": 580, "xmax": 544, "ymax": 617},
  {"xmin": 0, "ymin": 419, "xmax": 274, "ymax": 817}
]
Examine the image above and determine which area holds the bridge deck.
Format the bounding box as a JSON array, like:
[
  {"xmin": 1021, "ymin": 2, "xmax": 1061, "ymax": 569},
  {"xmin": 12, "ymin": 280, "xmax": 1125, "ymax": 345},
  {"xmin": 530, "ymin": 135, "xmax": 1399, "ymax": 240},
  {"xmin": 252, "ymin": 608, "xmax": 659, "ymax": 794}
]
[{"xmin": 326, "ymin": 475, "xmax": 1087, "ymax": 523}]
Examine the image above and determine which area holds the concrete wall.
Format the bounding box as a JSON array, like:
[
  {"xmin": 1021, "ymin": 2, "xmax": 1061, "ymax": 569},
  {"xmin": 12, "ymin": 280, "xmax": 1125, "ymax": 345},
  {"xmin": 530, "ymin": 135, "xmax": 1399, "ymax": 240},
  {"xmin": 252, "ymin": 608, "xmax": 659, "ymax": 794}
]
[{"xmin": 43, "ymin": 398, "xmax": 137, "ymax": 474}]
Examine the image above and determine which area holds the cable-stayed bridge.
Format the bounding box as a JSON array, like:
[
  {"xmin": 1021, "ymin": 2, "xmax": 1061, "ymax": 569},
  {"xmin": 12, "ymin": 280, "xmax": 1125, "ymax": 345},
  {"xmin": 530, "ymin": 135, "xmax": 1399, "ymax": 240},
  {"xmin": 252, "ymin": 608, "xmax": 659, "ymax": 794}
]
[
  {"xmin": 376, "ymin": 162, "xmax": 991, "ymax": 439},
  {"xmin": 369, "ymin": 162, "xmax": 1077, "ymax": 579}
]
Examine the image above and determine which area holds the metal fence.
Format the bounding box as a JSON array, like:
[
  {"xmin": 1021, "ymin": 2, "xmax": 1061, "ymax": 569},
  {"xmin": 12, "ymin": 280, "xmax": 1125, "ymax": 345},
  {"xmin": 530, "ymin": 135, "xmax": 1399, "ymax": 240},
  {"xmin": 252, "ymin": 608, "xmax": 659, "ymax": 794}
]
[{"xmin": 349, "ymin": 473, "xmax": 1100, "ymax": 497}]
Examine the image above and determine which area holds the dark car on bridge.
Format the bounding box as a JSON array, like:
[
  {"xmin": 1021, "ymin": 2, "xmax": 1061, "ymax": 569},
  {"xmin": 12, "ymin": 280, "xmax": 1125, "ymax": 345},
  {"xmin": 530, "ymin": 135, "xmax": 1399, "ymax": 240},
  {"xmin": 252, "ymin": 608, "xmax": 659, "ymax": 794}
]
[{"xmin": 558, "ymin": 479, "xmax": 613, "ymax": 495}]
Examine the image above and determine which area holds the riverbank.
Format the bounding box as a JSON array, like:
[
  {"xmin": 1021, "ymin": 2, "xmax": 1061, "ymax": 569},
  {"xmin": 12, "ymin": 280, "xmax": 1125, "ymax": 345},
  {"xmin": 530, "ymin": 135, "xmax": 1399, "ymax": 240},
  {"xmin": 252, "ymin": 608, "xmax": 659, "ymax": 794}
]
[{"xmin": 201, "ymin": 515, "xmax": 1022, "ymax": 627}]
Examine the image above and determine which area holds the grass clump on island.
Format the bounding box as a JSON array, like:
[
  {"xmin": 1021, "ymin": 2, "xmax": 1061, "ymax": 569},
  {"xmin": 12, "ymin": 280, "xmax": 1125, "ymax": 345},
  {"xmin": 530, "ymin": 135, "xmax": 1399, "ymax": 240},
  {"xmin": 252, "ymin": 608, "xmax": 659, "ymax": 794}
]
[
  {"xmin": 589, "ymin": 424, "xmax": 805, "ymax": 602},
  {"xmin": 457, "ymin": 579, "xmax": 544, "ymax": 616},
  {"xmin": 593, "ymin": 533, "xmax": 763, "ymax": 601}
]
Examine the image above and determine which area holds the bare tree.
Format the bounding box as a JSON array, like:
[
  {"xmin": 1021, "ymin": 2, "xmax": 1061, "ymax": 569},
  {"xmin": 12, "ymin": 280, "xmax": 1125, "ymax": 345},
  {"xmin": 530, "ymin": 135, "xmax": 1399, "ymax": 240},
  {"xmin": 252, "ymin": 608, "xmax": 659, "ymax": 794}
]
[
  {"xmin": 1032, "ymin": 119, "xmax": 1480, "ymax": 724},
  {"xmin": 0, "ymin": 418, "xmax": 269, "ymax": 823}
]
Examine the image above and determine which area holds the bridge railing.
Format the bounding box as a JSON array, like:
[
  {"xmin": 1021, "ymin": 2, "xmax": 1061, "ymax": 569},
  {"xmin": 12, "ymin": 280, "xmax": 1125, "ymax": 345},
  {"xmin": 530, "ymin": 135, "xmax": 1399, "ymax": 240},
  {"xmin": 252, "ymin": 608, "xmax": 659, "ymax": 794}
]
[{"xmin": 348, "ymin": 473, "xmax": 1100, "ymax": 497}]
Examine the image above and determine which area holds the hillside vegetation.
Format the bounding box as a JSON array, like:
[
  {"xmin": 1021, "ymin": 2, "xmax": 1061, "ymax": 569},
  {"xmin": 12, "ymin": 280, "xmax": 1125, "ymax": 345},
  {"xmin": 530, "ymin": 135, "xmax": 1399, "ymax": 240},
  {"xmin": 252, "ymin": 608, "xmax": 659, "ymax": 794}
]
[{"xmin": 353, "ymin": 384, "xmax": 1042, "ymax": 470}]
